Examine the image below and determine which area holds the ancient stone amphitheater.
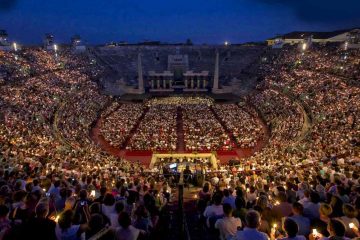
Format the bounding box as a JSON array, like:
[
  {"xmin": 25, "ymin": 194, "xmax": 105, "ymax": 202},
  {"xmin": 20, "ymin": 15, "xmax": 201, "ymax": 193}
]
[{"xmin": 90, "ymin": 45, "xmax": 267, "ymax": 95}]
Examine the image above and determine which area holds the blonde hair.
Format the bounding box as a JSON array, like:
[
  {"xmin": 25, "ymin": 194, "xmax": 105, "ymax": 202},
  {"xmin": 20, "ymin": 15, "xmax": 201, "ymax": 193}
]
[
  {"xmin": 65, "ymin": 196, "xmax": 76, "ymax": 210},
  {"xmin": 319, "ymin": 203, "xmax": 332, "ymax": 216},
  {"xmin": 342, "ymin": 204, "xmax": 357, "ymax": 218}
]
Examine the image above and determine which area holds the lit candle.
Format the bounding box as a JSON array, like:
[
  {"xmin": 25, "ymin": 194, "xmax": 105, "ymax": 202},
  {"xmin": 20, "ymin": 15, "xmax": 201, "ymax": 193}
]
[
  {"xmin": 90, "ymin": 190, "xmax": 95, "ymax": 197},
  {"xmin": 271, "ymin": 223, "xmax": 277, "ymax": 234}
]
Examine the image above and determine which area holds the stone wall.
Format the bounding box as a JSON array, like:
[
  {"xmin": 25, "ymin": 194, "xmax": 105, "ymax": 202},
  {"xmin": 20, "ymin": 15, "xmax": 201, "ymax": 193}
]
[{"xmin": 92, "ymin": 45, "xmax": 266, "ymax": 86}]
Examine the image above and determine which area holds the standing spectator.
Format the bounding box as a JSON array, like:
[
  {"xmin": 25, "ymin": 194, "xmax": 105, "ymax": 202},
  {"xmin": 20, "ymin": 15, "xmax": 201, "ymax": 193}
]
[
  {"xmin": 233, "ymin": 197, "xmax": 247, "ymax": 224},
  {"xmin": 55, "ymin": 209, "xmax": 88, "ymax": 240},
  {"xmin": 94, "ymin": 187, "xmax": 107, "ymax": 204},
  {"xmin": 55, "ymin": 188, "xmax": 68, "ymax": 212},
  {"xmin": 21, "ymin": 200, "xmax": 56, "ymax": 240},
  {"xmin": 223, "ymin": 189, "xmax": 236, "ymax": 209},
  {"xmin": 0, "ymin": 205, "xmax": 11, "ymax": 239},
  {"xmin": 115, "ymin": 212, "xmax": 143, "ymax": 240},
  {"xmin": 110, "ymin": 201, "xmax": 125, "ymax": 229},
  {"xmin": 204, "ymin": 193, "xmax": 224, "ymax": 218},
  {"xmin": 102, "ymin": 193, "xmax": 116, "ymax": 221}
]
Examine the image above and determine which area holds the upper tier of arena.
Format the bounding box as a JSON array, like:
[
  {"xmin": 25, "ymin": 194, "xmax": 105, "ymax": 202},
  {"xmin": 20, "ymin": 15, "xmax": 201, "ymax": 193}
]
[
  {"xmin": 91, "ymin": 45, "xmax": 267, "ymax": 95},
  {"xmin": 92, "ymin": 45, "xmax": 265, "ymax": 77}
]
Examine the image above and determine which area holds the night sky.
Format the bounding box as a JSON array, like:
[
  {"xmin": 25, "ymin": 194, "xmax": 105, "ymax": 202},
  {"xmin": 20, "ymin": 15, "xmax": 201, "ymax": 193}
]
[{"xmin": 0, "ymin": 0, "xmax": 360, "ymax": 45}]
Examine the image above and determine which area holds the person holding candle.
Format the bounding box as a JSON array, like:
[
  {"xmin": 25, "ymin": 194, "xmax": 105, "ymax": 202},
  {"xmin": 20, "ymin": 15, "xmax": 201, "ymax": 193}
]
[
  {"xmin": 339, "ymin": 204, "xmax": 359, "ymax": 238},
  {"xmin": 320, "ymin": 219, "xmax": 350, "ymax": 240},
  {"xmin": 310, "ymin": 203, "xmax": 332, "ymax": 238},
  {"xmin": 275, "ymin": 218, "xmax": 306, "ymax": 240},
  {"xmin": 272, "ymin": 192, "xmax": 292, "ymax": 219}
]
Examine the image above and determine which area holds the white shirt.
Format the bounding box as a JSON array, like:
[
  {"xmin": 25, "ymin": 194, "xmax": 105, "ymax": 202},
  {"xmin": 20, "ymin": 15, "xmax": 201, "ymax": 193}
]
[
  {"xmin": 203, "ymin": 204, "xmax": 224, "ymax": 218},
  {"xmin": 102, "ymin": 204, "xmax": 116, "ymax": 220},
  {"xmin": 212, "ymin": 177, "xmax": 220, "ymax": 185},
  {"xmin": 110, "ymin": 213, "xmax": 120, "ymax": 229},
  {"xmin": 215, "ymin": 216, "xmax": 241, "ymax": 240},
  {"xmin": 115, "ymin": 226, "xmax": 140, "ymax": 240}
]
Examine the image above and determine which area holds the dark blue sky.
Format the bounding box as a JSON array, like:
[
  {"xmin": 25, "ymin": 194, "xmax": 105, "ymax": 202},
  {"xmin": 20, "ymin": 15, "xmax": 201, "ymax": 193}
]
[{"xmin": 0, "ymin": 0, "xmax": 359, "ymax": 44}]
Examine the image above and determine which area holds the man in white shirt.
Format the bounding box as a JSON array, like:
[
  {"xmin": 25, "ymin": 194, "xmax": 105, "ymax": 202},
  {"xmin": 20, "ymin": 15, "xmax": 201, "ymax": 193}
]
[
  {"xmin": 203, "ymin": 194, "xmax": 224, "ymax": 218},
  {"xmin": 204, "ymin": 193, "xmax": 224, "ymax": 228},
  {"xmin": 215, "ymin": 203, "xmax": 241, "ymax": 240},
  {"xmin": 115, "ymin": 212, "xmax": 142, "ymax": 240},
  {"xmin": 110, "ymin": 201, "xmax": 125, "ymax": 229}
]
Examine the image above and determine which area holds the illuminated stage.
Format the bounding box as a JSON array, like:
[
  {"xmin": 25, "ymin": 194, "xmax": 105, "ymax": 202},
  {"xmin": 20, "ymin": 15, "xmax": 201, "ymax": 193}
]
[{"xmin": 149, "ymin": 152, "xmax": 219, "ymax": 169}]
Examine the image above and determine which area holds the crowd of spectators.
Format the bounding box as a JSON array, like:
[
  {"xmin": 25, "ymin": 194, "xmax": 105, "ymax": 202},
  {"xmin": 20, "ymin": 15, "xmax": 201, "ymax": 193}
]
[
  {"xmin": 248, "ymin": 44, "xmax": 359, "ymax": 167},
  {"xmin": 250, "ymin": 89, "xmax": 304, "ymax": 147},
  {"xmin": 100, "ymin": 103, "xmax": 144, "ymax": 147},
  {"xmin": 0, "ymin": 42, "xmax": 358, "ymax": 240},
  {"xmin": 96, "ymin": 96, "xmax": 265, "ymax": 152},
  {"xmin": 184, "ymin": 43, "xmax": 360, "ymax": 240},
  {"xmin": 213, "ymin": 104, "xmax": 264, "ymax": 148},
  {"xmin": 0, "ymin": 159, "xmax": 172, "ymax": 240},
  {"xmin": 127, "ymin": 105, "xmax": 177, "ymax": 151},
  {"xmin": 182, "ymin": 104, "xmax": 234, "ymax": 151},
  {"xmin": 195, "ymin": 154, "xmax": 359, "ymax": 240},
  {"xmin": 0, "ymin": 47, "xmax": 177, "ymax": 240},
  {"xmin": 145, "ymin": 96, "xmax": 214, "ymax": 106}
]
